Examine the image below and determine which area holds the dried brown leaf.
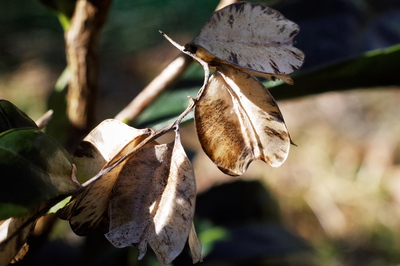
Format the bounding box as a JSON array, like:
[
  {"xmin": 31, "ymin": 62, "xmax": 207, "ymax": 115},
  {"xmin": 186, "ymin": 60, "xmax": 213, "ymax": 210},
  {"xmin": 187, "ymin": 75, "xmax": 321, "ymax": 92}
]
[
  {"xmin": 187, "ymin": 2, "xmax": 304, "ymax": 76},
  {"xmin": 189, "ymin": 222, "xmax": 203, "ymax": 263},
  {"xmin": 195, "ymin": 64, "xmax": 291, "ymax": 175},
  {"xmin": 59, "ymin": 119, "xmax": 151, "ymax": 235},
  {"xmin": 105, "ymin": 129, "xmax": 196, "ymax": 265},
  {"xmin": 0, "ymin": 202, "xmax": 55, "ymax": 265},
  {"xmin": 57, "ymin": 165, "xmax": 122, "ymax": 235},
  {"xmin": 0, "ymin": 217, "xmax": 34, "ymax": 265}
]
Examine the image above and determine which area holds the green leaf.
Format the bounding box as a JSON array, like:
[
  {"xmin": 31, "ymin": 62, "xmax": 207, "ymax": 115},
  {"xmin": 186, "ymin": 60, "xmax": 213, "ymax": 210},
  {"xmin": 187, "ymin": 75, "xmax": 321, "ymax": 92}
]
[
  {"xmin": 45, "ymin": 67, "xmax": 70, "ymax": 145},
  {"xmin": 47, "ymin": 196, "xmax": 71, "ymax": 214},
  {"xmin": 0, "ymin": 204, "xmax": 28, "ymax": 219},
  {"xmin": 0, "ymin": 128, "xmax": 80, "ymax": 220},
  {"xmin": 268, "ymin": 44, "xmax": 400, "ymax": 100},
  {"xmin": 36, "ymin": 0, "xmax": 77, "ymax": 30},
  {"xmin": 0, "ymin": 100, "xmax": 38, "ymax": 133}
]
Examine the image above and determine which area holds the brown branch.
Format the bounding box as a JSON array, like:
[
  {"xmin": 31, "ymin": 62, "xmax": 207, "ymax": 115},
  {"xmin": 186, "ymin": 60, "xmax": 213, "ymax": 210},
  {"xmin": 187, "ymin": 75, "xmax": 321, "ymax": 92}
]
[
  {"xmin": 114, "ymin": 55, "xmax": 193, "ymax": 123},
  {"xmin": 65, "ymin": 0, "xmax": 112, "ymax": 140},
  {"xmin": 114, "ymin": 0, "xmax": 238, "ymax": 124}
]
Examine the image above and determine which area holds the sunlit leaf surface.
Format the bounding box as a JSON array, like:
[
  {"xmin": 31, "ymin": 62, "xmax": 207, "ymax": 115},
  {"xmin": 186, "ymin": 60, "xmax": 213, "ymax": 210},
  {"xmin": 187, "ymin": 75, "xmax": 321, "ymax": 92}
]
[
  {"xmin": 195, "ymin": 64, "xmax": 291, "ymax": 175},
  {"xmin": 73, "ymin": 119, "xmax": 151, "ymax": 183},
  {"xmin": 187, "ymin": 2, "xmax": 304, "ymax": 75},
  {"xmin": 105, "ymin": 129, "xmax": 197, "ymax": 265}
]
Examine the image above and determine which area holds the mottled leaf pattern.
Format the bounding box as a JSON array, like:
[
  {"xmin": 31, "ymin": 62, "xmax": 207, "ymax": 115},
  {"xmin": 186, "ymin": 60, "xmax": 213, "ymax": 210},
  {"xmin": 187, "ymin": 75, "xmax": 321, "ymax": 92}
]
[
  {"xmin": 186, "ymin": 2, "xmax": 300, "ymax": 177},
  {"xmin": 105, "ymin": 129, "xmax": 197, "ymax": 265},
  {"xmin": 187, "ymin": 2, "xmax": 304, "ymax": 75},
  {"xmin": 195, "ymin": 64, "xmax": 291, "ymax": 175}
]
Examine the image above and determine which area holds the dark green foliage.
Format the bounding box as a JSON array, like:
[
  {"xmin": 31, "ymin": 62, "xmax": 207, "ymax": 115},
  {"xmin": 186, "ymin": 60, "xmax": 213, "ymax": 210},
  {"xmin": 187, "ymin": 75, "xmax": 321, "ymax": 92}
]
[
  {"xmin": 0, "ymin": 100, "xmax": 38, "ymax": 133},
  {"xmin": 0, "ymin": 101, "xmax": 79, "ymax": 219}
]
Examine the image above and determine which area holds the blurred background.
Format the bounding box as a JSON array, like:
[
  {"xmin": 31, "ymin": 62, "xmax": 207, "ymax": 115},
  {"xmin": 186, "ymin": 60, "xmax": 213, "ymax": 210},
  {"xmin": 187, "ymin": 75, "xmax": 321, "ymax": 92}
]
[{"xmin": 1, "ymin": 0, "xmax": 400, "ymax": 265}]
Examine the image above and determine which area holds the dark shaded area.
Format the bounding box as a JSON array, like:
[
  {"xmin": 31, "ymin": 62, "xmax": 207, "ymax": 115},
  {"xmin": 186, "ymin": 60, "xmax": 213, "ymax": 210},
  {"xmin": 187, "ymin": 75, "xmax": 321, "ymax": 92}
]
[
  {"xmin": 270, "ymin": 44, "xmax": 400, "ymax": 101},
  {"xmin": 274, "ymin": 0, "xmax": 400, "ymax": 69},
  {"xmin": 196, "ymin": 180, "xmax": 281, "ymax": 226},
  {"xmin": 0, "ymin": 1, "xmax": 66, "ymax": 74},
  {"xmin": 191, "ymin": 180, "xmax": 314, "ymax": 266}
]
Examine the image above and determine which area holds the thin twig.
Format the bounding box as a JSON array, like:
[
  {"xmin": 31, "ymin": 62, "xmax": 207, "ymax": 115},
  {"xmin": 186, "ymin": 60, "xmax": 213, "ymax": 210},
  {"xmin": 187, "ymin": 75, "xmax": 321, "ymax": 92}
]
[
  {"xmin": 35, "ymin": 110, "xmax": 54, "ymax": 129},
  {"xmin": 114, "ymin": 55, "xmax": 193, "ymax": 123},
  {"xmin": 158, "ymin": 31, "xmax": 211, "ymax": 101}
]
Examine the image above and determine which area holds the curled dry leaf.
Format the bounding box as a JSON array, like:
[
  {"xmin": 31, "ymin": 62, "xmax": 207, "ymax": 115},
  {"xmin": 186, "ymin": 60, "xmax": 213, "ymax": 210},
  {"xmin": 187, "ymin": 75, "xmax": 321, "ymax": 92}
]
[
  {"xmin": 72, "ymin": 119, "xmax": 152, "ymax": 182},
  {"xmin": 189, "ymin": 222, "xmax": 203, "ymax": 263},
  {"xmin": 0, "ymin": 202, "xmax": 58, "ymax": 265},
  {"xmin": 195, "ymin": 64, "xmax": 291, "ymax": 176},
  {"xmin": 59, "ymin": 119, "xmax": 151, "ymax": 235},
  {"xmin": 0, "ymin": 215, "xmax": 35, "ymax": 265},
  {"xmin": 58, "ymin": 163, "xmax": 124, "ymax": 235},
  {"xmin": 105, "ymin": 128, "xmax": 197, "ymax": 265},
  {"xmin": 186, "ymin": 2, "xmax": 304, "ymax": 77}
]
